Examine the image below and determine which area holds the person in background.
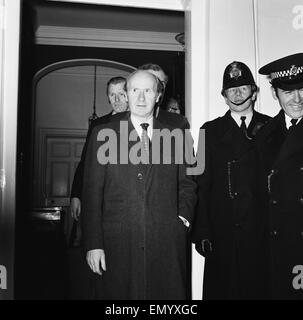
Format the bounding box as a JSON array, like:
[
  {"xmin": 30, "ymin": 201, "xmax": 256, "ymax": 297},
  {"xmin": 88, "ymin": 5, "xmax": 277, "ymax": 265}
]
[
  {"xmin": 70, "ymin": 76, "xmax": 128, "ymax": 223},
  {"xmin": 166, "ymin": 97, "xmax": 181, "ymax": 114},
  {"xmin": 138, "ymin": 63, "xmax": 189, "ymax": 129}
]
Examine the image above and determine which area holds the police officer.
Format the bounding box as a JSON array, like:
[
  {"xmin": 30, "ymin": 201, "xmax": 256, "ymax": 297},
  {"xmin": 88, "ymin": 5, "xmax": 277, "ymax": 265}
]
[
  {"xmin": 191, "ymin": 61, "xmax": 271, "ymax": 299},
  {"xmin": 258, "ymin": 53, "xmax": 303, "ymax": 299}
]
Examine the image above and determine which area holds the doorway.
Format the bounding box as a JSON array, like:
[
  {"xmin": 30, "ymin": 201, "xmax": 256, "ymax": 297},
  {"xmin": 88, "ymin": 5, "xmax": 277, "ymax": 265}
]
[{"xmin": 14, "ymin": 0, "xmax": 185, "ymax": 299}]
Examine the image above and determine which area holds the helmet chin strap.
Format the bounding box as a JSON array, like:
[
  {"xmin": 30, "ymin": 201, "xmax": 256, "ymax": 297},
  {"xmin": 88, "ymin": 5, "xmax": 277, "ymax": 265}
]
[{"xmin": 230, "ymin": 93, "xmax": 254, "ymax": 106}]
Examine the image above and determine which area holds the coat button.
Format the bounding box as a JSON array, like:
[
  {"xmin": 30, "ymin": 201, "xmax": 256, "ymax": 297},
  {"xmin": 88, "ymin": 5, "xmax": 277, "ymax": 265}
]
[{"xmin": 137, "ymin": 173, "xmax": 143, "ymax": 180}]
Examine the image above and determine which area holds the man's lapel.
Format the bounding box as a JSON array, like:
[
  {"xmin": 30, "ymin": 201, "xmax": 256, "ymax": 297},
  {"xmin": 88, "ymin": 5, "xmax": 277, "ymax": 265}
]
[
  {"xmin": 273, "ymin": 115, "xmax": 303, "ymax": 169},
  {"xmin": 247, "ymin": 111, "xmax": 266, "ymax": 138}
]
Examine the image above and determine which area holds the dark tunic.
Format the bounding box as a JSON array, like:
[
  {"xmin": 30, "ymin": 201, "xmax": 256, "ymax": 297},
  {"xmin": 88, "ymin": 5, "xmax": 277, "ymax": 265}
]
[
  {"xmin": 191, "ymin": 110, "xmax": 271, "ymax": 300},
  {"xmin": 81, "ymin": 112, "xmax": 196, "ymax": 299},
  {"xmin": 256, "ymin": 110, "xmax": 303, "ymax": 300}
]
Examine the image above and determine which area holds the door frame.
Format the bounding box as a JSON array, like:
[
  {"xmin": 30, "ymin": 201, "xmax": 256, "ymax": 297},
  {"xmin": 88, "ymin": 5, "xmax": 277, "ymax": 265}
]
[{"xmin": 0, "ymin": 0, "xmax": 208, "ymax": 299}]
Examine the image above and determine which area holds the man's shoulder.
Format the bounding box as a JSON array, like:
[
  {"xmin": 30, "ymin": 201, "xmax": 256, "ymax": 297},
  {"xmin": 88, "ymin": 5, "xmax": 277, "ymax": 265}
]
[
  {"xmin": 157, "ymin": 109, "xmax": 189, "ymax": 129},
  {"xmin": 90, "ymin": 112, "xmax": 128, "ymax": 133},
  {"xmin": 254, "ymin": 111, "xmax": 272, "ymax": 124},
  {"xmin": 201, "ymin": 114, "xmax": 227, "ymax": 131},
  {"xmin": 255, "ymin": 110, "xmax": 283, "ymax": 142}
]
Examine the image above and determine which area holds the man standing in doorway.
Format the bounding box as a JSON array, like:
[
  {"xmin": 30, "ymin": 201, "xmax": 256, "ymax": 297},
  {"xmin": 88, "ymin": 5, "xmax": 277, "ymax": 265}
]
[{"xmin": 81, "ymin": 70, "xmax": 196, "ymax": 299}]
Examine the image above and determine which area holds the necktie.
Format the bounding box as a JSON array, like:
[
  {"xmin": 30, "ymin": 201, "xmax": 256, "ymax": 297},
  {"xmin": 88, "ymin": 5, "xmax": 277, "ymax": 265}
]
[
  {"xmin": 290, "ymin": 118, "xmax": 298, "ymax": 129},
  {"xmin": 240, "ymin": 116, "xmax": 252, "ymax": 140},
  {"xmin": 140, "ymin": 123, "xmax": 149, "ymax": 152},
  {"xmin": 240, "ymin": 116, "xmax": 247, "ymax": 135}
]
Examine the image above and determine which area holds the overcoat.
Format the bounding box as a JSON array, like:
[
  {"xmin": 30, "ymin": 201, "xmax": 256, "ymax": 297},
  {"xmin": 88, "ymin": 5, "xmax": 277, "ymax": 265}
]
[
  {"xmin": 71, "ymin": 110, "xmax": 189, "ymax": 199},
  {"xmin": 256, "ymin": 110, "xmax": 303, "ymax": 300},
  {"xmin": 191, "ymin": 110, "xmax": 271, "ymax": 299},
  {"xmin": 81, "ymin": 112, "xmax": 197, "ymax": 300}
]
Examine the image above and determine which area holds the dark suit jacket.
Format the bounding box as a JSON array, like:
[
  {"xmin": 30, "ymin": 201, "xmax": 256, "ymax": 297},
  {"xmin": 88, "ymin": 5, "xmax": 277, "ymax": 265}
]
[
  {"xmin": 256, "ymin": 110, "xmax": 303, "ymax": 299},
  {"xmin": 191, "ymin": 110, "xmax": 271, "ymax": 299},
  {"xmin": 81, "ymin": 112, "xmax": 197, "ymax": 299},
  {"xmin": 70, "ymin": 110, "xmax": 190, "ymax": 199}
]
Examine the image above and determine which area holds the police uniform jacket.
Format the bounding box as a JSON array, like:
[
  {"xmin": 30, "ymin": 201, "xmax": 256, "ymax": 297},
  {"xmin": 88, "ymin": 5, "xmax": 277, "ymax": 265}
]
[
  {"xmin": 191, "ymin": 110, "xmax": 271, "ymax": 299},
  {"xmin": 256, "ymin": 109, "xmax": 303, "ymax": 300}
]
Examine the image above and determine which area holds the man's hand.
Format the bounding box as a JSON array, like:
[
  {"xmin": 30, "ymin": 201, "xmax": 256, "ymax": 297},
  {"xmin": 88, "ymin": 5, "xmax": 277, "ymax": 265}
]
[
  {"xmin": 86, "ymin": 249, "xmax": 106, "ymax": 276},
  {"xmin": 70, "ymin": 197, "xmax": 81, "ymax": 220}
]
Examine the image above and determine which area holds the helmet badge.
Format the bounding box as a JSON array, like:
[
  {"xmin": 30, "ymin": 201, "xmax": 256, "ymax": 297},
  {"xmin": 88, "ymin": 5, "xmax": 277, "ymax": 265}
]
[{"xmin": 229, "ymin": 63, "xmax": 242, "ymax": 80}]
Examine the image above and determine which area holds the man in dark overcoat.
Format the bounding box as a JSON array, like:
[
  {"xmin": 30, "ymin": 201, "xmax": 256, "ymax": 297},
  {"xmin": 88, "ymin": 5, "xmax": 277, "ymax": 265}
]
[
  {"xmin": 258, "ymin": 53, "xmax": 303, "ymax": 300},
  {"xmin": 81, "ymin": 70, "xmax": 197, "ymax": 299},
  {"xmin": 191, "ymin": 61, "xmax": 271, "ymax": 299}
]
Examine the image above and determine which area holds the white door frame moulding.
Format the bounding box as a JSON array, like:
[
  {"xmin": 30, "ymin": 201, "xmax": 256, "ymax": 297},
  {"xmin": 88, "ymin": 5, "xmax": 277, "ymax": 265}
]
[
  {"xmin": 48, "ymin": 0, "xmax": 185, "ymax": 11},
  {"xmin": 35, "ymin": 26, "xmax": 184, "ymax": 51},
  {"xmin": 0, "ymin": 0, "xmax": 20, "ymax": 300}
]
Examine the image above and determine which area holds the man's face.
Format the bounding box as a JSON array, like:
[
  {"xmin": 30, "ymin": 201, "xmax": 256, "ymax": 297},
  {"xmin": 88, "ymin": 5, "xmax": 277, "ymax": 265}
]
[
  {"xmin": 127, "ymin": 71, "xmax": 160, "ymax": 119},
  {"xmin": 224, "ymin": 85, "xmax": 256, "ymax": 113},
  {"xmin": 272, "ymin": 87, "xmax": 303, "ymax": 119},
  {"xmin": 167, "ymin": 99, "xmax": 181, "ymax": 114},
  {"xmin": 108, "ymin": 82, "xmax": 128, "ymax": 113}
]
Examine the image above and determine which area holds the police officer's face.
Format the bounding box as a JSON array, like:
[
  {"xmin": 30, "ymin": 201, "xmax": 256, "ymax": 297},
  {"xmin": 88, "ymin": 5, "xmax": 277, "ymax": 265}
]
[
  {"xmin": 224, "ymin": 85, "xmax": 256, "ymax": 113},
  {"xmin": 272, "ymin": 87, "xmax": 303, "ymax": 119},
  {"xmin": 127, "ymin": 71, "xmax": 160, "ymax": 120},
  {"xmin": 108, "ymin": 82, "xmax": 128, "ymax": 113}
]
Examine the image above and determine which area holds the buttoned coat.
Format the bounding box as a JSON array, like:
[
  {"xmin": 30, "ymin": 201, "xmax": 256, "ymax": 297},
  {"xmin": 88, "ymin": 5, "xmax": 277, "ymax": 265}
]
[
  {"xmin": 191, "ymin": 110, "xmax": 271, "ymax": 299},
  {"xmin": 81, "ymin": 112, "xmax": 196, "ymax": 300},
  {"xmin": 256, "ymin": 110, "xmax": 303, "ymax": 300}
]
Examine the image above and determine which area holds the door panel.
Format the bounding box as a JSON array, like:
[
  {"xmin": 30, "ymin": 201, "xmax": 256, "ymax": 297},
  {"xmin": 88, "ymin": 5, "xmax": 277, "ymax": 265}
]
[{"xmin": 43, "ymin": 133, "xmax": 85, "ymax": 207}]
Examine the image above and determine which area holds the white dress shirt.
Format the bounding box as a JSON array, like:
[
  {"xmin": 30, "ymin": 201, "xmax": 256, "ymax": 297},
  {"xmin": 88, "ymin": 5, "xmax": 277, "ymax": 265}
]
[
  {"xmin": 130, "ymin": 114, "xmax": 153, "ymax": 140},
  {"xmin": 284, "ymin": 113, "xmax": 302, "ymax": 129}
]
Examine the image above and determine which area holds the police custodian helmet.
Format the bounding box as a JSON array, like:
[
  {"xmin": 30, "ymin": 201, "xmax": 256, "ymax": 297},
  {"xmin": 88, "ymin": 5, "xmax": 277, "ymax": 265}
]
[
  {"xmin": 259, "ymin": 52, "xmax": 303, "ymax": 90},
  {"xmin": 221, "ymin": 61, "xmax": 256, "ymax": 96}
]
